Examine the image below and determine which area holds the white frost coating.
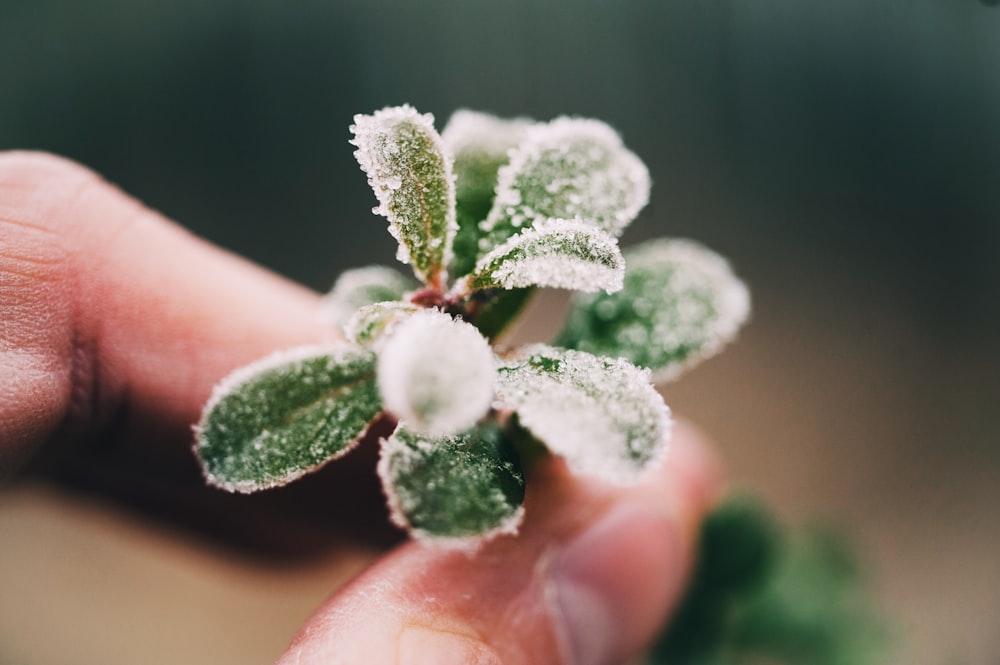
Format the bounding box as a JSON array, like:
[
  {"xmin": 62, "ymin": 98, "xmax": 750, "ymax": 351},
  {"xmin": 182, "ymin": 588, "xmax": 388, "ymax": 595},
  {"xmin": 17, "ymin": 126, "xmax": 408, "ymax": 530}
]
[
  {"xmin": 344, "ymin": 301, "xmax": 420, "ymax": 348},
  {"xmin": 376, "ymin": 310, "xmax": 496, "ymax": 436},
  {"xmin": 481, "ymin": 116, "xmax": 650, "ymax": 245},
  {"xmin": 441, "ymin": 109, "xmax": 534, "ymax": 156},
  {"xmin": 350, "ymin": 105, "xmax": 457, "ymax": 282},
  {"xmin": 472, "ymin": 219, "xmax": 624, "ymax": 293},
  {"xmin": 197, "ymin": 345, "xmax": 350, "ymax": 427},
  {"xmin": 495, "ymin": 345, "xmax": 671, "ymax": 485},
  {"xmin": 194, "ymin": 343, "xmax": 358, "ymax": 491},
  {"xmin": 376, "ymin": 432, "xmax": 525, "ymax": 548},
  {"xmin": 633, "ymin": 239, "xmax": 751, "ymax": 383},
  {"xmin": 320, "ymin": 265, "xmax": 415, "ymax": 327}
]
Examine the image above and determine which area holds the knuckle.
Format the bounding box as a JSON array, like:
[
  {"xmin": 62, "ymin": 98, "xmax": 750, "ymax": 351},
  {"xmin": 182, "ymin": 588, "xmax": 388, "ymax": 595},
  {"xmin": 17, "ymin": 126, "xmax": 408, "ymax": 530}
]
[
  {"xmin": 0, "ymin": 150, "xmax": 105, "ymax": 237},
  {"xmin": 0, "ymin": 150, "xmax": 100, "ymax": 190}
]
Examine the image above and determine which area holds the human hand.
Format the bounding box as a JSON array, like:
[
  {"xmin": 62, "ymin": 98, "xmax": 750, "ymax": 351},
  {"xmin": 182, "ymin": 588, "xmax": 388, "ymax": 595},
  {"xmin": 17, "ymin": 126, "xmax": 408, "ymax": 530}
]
[{"xmin": 0, "ymin": 151, "xmax": 722, "ymax": 664}]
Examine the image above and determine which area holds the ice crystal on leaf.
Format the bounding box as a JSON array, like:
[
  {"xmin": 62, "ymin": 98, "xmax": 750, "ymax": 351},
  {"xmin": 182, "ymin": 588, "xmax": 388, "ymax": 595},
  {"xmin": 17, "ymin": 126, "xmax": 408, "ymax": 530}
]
[
  {"xmin": 479, "ymin": 117, "xmax": 650, "ymax": 257},
  {"xmin": 321, "ymin": 265, "xmax": 416, "ymax": 328},
  {"xmin": 350, "ymin": 105, "xmax": 456, "ymax": 286},
  {"xmin": 344, "ymin": 301, "xmax": 420, "ymax": 348},
  {"xmin": 442, "ymin": 110, "xmax": 534, "ymax": 277},
  {"xmin": 378, "ymin": 423, "xmax": 525, "ymax": 542},
  {"xmin": 496, "ymin": 345, "xmax": 671, "ymax": 485},
  {"xmin": 195, "ymin": 346, "xmax": 382, "ymax": 492},
  {"xmin": 195, "ymin": 104, "xmax": 750, "ymax": 544},
  {"xmin": 559, "ymin": 238, "xmax": 750, "ymax": 382},
  {"xmin": 467, "ymin": 219, "xmax": 625, "ymax": 294},
  {"xmin": 376, "ymin": 309, "xmax": 495, "ymax": 436}
]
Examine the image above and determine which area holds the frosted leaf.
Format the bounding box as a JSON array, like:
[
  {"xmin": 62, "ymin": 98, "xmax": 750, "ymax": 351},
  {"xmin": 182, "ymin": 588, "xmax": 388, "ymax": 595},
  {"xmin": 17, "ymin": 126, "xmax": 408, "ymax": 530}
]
[
  {"xmin": 377, "ymin": 309, "xmax": 495, "ymax": 436},
  {"xmin": 558, "ymin": 238, "xmax": 751, "ymax": 382},
  {"xmin": 195, "ymin": 346, "xmax": 382, "ymax": 493},
  {"xmin": 467, "ymin": 219, "xmax": 624, "ymax": 293},
  {"xmin": 350, "ymin": 105, "xmax": 457, "ymax": 286},
  {"xmin": 479, "ymin": 117, "xmax": 650, "ymax": 256},
  {"xmin": 441, "ymin": 110, "xmax": 535, "ymax": 277},
  {"xmin": 378, "ymin": 423, "xmax": 525, "ymax": 541},
  {"xmin": 320, "ymin": 265, "xmax": 416, "ymax": 328},
  {"xmin": 495, "ymin": 345, "xmax": 671, "ymax": 485},
  {"xmin": 344, "ymin": 301, "xmax": 420, "ymax": 348}
]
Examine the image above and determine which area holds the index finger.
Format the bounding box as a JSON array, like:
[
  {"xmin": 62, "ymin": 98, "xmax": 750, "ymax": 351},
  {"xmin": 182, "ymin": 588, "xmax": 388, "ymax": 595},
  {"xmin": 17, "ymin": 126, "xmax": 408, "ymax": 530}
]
[{"xmin": 1, "ymin": 151, "xmax": 335, "ymax": 474}]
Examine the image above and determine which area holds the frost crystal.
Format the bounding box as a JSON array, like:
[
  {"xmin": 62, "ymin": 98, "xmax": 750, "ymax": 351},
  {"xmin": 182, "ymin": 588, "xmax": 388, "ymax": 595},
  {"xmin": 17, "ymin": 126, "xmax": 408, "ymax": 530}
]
[
  {"xmin": 350, "ymin": 105, "xmax": 457, "ymax": 285},
  {"xmin": 344, "ymin": 301, "xmax": 420, "ymax": 348},
  {"xmin": 376, "ymin": 309, "xmax": 496, "ymax": 436},
  {"xmin": 495, "ymin": 345, "xmax": 671, "ymax": 485},
  {"xmin": 479, "ymin": 117, "xmax": 650, "ymax": 256},
  {"xmin": 467, "ymin": 219, "xmax": 624, "ymax": 293},
  {"xmin": 378, "ymin": 423, "xmax": 525, "ymax": 542},
  {"xmin": 441, "ymin": 109, "xmax": 534, "ymax": 162},
  {"xmin": 195, "ymin": 346, "xmax": 381, "ymax": 492},
  {"xmin": 442, "ymin": 110, "xmax": 535, "ymax": 278},
  {"xmin": 559, "ymin": 238, "xmax": 751, "ymax": 382},
  {"xmin": 320, "ymin": 265, "xmax": 416, "ymax": 327}
]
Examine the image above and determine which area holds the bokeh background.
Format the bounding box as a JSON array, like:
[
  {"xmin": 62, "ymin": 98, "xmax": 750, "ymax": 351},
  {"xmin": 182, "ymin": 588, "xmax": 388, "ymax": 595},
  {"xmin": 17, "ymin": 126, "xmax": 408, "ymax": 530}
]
[{"xmin": 2, "ymin": 1, "xmax": 999, "ymax": 663}]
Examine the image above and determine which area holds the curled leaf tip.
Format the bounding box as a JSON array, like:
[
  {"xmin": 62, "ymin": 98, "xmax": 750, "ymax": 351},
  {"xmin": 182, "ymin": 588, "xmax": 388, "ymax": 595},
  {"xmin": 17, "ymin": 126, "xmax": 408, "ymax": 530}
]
[{"xmin": 376, "ymin": 309, "xmax": 496, "ymax": 437}]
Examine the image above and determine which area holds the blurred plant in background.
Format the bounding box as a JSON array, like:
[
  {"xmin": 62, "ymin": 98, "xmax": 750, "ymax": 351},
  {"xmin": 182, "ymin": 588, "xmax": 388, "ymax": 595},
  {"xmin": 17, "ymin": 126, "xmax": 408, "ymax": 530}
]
[{"xmin": 650, "ymin": 497, "xmax": 888, "ymax": 665}]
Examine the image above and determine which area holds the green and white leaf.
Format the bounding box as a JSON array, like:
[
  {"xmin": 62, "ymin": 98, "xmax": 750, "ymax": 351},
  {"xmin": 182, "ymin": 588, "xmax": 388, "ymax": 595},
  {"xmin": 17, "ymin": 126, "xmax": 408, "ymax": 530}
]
[
  {"xmin": 195, "ymin": 346, "xmax": 382, "ymax": 493},
  {"xmin": 344, "ymin": 301, "xmax": 420, "ymax": 348},
  {"xmin": 558, "ymin": 238, "xmax": 751, "ymax": 382},
  {"xmin": 320, "ymin": 265, "xmax": 416, "ymax": 328},
  {"xmin": 441, "ymin": 110, "xmax": 534, "ymax": 277},
  {"xmin": 479, "ymin": 117, "xmax": 650, "ymax": 256},
  {"xmin": 350, "ymin": 105, "xmax": 457, "ymax": 286},
  {"xmin": 495, "ymin": 345, "xmax": 671, "ymax": 485},
  {"xmin": 466, "ymin": 219, "xmax": 624, "ymax": 293},
  {"xmin": 378, "ymin": 423, "xmax": 525, "ymax": 541},
  {"xmin": 377, "ymin": 309, "xmax": 496, "ymax": 436}
]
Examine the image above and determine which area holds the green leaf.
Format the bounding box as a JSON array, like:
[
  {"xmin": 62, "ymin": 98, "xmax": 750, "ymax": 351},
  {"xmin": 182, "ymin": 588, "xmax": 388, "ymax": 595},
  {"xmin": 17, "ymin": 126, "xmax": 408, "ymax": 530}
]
[
  {"xmin": 377, "ymin": 310, "xmax": 496, "ymax": 436},
  {"xmin": 350, "ymin": 105, "xmax": 456, "ymax": 286},
  {"xmin": 441, "ymin": 110, "xmax": 534, "ymax": 278},
  {"xmin": 343, "ymin": 301, "xmax": 420, "ymax": 348},
  {"xmin": 558, "ymin": 238, "xmax": 751, "ymax": 383},
  {"xmin": 470, "ymin": 287, "xmax": 535, "ymax": 340},
  {"xmin": 495, "ymin": 345, "xmax": 670, "ymax": 484},
  {"xmin": 378, "ymin": 423, "xmax": 526, "ymax": 540},
  {"xmin": 320, "ymin": 265, "xmax": 416, "ymax": 328},
  {"xmin": 466, "ymin": 219, "xmax": 624, "ymax": 293},
  {"xmin": 195, "ymin": 347, "xmax": 382, "ymax": 492},
  {"xmin": 479, "ymin": 117, "xmax": 649, "ymax": 256}
]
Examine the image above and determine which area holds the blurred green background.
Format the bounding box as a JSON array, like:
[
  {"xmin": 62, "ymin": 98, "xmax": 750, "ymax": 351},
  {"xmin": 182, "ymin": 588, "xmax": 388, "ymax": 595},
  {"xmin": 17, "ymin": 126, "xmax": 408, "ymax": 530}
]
[{"xmin": 2, "ymin": 1, "xmax": 998, "ymax": 664}]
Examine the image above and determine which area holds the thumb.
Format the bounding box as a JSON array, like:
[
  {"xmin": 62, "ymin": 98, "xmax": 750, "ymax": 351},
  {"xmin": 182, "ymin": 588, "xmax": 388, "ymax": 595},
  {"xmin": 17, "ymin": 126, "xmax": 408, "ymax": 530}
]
[{"xmin": 279, "ymin": 422, "xmax": 722, "ymax": 665}]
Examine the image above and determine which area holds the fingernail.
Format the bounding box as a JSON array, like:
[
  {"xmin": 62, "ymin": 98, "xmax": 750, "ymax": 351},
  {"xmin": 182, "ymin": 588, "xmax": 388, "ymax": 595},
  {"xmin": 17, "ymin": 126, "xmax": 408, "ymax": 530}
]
[
  {"xmin": 550, "ymin": 502, "xmax": 679, "ymax": 665},
  {"xmin": 398, "ymin": 626, "xmax": 502, "ymax": 665}
]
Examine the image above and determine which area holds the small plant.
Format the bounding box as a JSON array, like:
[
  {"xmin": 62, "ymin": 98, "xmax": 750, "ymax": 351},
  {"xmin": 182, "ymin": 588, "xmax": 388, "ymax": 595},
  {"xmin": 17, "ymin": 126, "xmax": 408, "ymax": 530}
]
[
  {"xmin": 194, "ymin": 105, "xmax": 750, "ymax": 542},
  {"xmin": 191, "ymin": 105, "xmax": 889, "ymax": 663}
]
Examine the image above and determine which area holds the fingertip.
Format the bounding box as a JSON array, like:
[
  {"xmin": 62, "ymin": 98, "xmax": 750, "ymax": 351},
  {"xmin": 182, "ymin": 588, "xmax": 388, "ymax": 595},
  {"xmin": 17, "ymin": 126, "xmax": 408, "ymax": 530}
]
[
  {"xmin": 549, "ymin": 500, "xmax": 683, "ymax": 665},
  {"xmin": 279, "ymin": 420, "xmax": 724, "ymax": 665},
  {"xmin": 656, "ymin": 417, "xmax": 727, "ymax": 514},
  {"xmin": 398, "ymin": 626, "xmax": 503, "ymax": 665}
]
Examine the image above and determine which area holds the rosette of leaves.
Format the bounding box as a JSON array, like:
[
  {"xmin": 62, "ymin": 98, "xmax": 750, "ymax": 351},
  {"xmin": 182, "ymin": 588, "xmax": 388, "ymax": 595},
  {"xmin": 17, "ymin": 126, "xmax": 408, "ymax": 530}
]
[{"xmin": 195, "ymin": 105, "xmax": 751, "ymax": 544}]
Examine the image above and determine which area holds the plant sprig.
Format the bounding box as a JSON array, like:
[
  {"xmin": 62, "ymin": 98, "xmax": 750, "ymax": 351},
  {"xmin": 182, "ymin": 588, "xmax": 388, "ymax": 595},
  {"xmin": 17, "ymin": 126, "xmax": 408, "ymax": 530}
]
[{"xmin": 194, "ymin": 105, "xmax": 750, "ymax": 544}]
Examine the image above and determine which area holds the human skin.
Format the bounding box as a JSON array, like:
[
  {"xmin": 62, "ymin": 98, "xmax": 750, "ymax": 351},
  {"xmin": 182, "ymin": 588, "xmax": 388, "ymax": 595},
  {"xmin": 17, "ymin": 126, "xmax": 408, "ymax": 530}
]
[{"xmin": 0, "ymin": 151, "xmax": 722, "ymax": 665}]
